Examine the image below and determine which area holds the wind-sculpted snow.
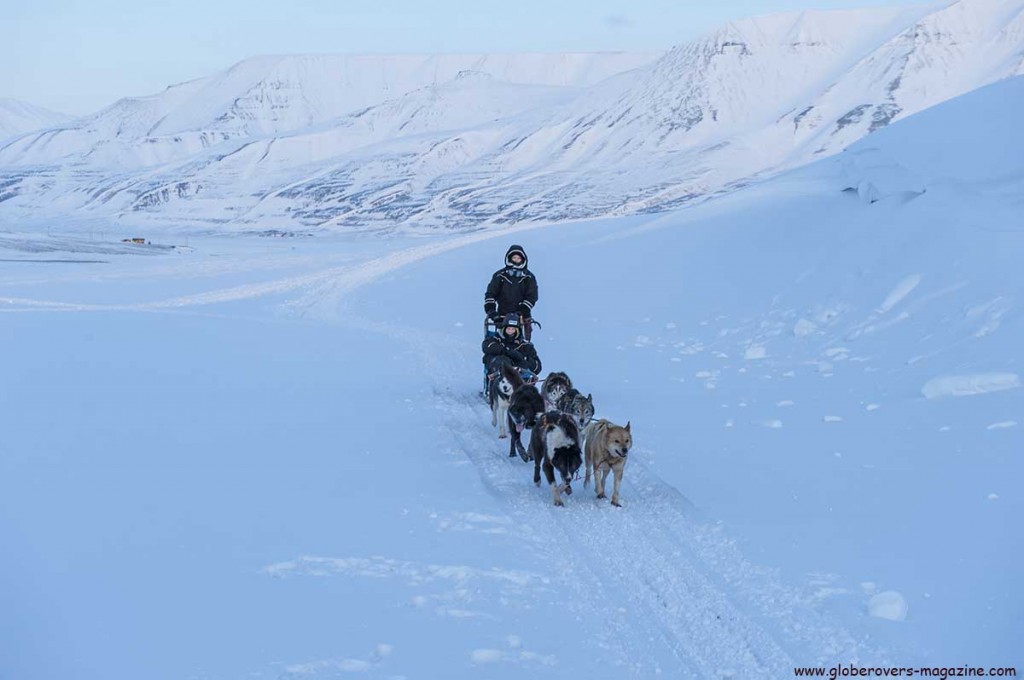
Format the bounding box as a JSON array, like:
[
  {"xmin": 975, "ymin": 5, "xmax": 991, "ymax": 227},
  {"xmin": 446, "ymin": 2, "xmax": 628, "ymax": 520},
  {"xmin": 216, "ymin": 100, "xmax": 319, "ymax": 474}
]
[
  {"xmin": 264, "ymin": 555, "xmax": 543, "ymax": 588},
  {"xmin": 921, "ymin": 373, "xmax": 1021, "ymax": 399}
]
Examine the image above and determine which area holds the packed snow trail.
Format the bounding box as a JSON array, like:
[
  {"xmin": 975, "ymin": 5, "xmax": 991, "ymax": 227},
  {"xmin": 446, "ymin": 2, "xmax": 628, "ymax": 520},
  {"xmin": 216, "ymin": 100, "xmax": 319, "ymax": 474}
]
[
  {"xmin": 0, "ymin": 225, "xmax": 550, "ymax": 315},
  {"xmin": 0, "ymin": 226, "xmax": 883, "ymax": 676},
  {"xmin": 339, "ymin": 311, "xmax": 879, "ymax": 679},
  {"xmin": 84, "ymin": 225, "xmax": 883, "ymax": 677}
]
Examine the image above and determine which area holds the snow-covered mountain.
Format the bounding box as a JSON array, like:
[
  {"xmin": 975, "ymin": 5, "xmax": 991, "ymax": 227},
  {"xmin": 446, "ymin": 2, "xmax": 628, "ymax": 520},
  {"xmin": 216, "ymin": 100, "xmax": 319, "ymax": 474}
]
[
  {"xmin": 0, "ymin": 53, "xmax": 656, "ymax": 170},
  {"xmin": 0, "ymin": 98, "xmax": 72, "ymax": 141},
  {"xmin": 3, "ymin": 73, "xmax": 1021, "ymax": 680},
  {"xmin": 0, "ymin": 0, "xmax": 1021, "ymax": 231}
]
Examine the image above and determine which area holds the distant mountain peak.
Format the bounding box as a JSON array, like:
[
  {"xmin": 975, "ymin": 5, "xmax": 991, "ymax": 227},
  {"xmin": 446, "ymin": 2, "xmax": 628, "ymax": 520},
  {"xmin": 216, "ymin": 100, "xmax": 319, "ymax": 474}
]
[
  {"xmin": 0, "ymin": 98, "xmax": 73, "ymax": 141},
  {"xmin": 0, "ymin": 4, "xmax": 1019, "ymax": 232}
]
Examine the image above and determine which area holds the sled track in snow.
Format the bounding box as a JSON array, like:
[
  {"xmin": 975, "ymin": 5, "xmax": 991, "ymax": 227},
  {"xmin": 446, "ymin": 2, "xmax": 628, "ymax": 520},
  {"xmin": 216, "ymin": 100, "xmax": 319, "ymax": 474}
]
[
  {"xmin": 433, "ymin": 384, "xmax": 879, "ymax": 679},
  {"xmin": 4, "ymin": 221, "xmax": 889, "ymax": 675},
  {"xmin": 335, "ymin": 281, "xmax": 881, "ymax": 678},
  {"xmin": 0, "ymin": 225, "xmax": 548, "ymax": 316},
  {"xmin": 12, "ymin": 224, "xmax": 882, "ymax": 676}
]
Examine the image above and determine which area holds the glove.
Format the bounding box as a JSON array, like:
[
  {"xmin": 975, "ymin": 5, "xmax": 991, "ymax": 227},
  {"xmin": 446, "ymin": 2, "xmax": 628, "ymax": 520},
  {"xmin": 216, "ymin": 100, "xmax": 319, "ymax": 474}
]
[{"xmin": 508, "ymin": 350, "xmax": 524, "ymax": 363}]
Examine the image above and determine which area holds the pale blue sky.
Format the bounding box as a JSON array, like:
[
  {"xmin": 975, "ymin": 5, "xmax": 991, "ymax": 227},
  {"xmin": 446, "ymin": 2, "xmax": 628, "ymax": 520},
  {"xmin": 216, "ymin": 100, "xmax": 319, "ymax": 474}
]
[{"xmin": 6, "ymin": 0, "xmax": 930, "ymax": 116}]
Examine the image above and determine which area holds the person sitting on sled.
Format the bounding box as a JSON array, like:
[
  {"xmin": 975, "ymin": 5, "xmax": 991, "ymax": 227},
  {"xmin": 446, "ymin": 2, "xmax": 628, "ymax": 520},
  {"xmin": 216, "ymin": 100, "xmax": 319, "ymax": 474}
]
[
  {"xmin": 482, "ymin": 314, "xmax": 542, "ymax": 380},
  {"xmin": 484, "ymin": 244, "xmax": 538, "ymax": 340}
]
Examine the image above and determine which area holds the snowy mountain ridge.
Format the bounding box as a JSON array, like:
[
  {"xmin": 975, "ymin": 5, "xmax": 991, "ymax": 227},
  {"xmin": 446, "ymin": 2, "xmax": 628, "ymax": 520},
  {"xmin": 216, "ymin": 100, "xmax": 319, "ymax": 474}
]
[
  {"xmin": 0, "ymin": 52, "xmax": 658, "ymax": 168},
  {"xmin": 0, "ymin": 98, "xmax": 72, "ymax": 142},
  {"xmin": 0, "ymin": 0, "xmax": 1021, "ymax": 231}
]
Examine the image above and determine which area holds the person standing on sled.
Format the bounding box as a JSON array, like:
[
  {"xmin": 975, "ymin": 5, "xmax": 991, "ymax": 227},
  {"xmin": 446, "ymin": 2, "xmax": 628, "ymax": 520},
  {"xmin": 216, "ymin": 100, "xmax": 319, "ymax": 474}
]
[
  {"xmin": 482, "ymin": 314, "xmax": 542, "ymax": 381},
  {"xmin": 484, "ymin": 245, "xmax": 538, "ymax": 341}
]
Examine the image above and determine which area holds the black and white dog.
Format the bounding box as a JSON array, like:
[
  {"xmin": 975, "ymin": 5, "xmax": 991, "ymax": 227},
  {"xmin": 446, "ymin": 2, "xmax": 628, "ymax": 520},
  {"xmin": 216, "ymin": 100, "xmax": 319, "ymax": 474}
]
[
  {"xmin": 505, "ymin": 365, "xmax": 545, "ymax": 461},
  {"xmin": 541, "ymin": 371, "xmax": 573, "ymax": 411},
  {"xmin": 487, "ymin": 356, "xmax": 516, "ymax": 438},
  {"xmin": 556, "ymin": 388, "xmax": 595, "ymax": 432},
  {"xmin": 530, "ymin": 411, "xmax": 583, "ymax": 506}
]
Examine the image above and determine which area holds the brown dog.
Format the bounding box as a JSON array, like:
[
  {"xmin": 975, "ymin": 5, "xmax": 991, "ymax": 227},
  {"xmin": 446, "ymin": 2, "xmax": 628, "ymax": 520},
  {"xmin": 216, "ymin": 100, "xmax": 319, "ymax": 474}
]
[{"xmin": 583, "ymin": 419, "xmax": 632, "ymax": 507}]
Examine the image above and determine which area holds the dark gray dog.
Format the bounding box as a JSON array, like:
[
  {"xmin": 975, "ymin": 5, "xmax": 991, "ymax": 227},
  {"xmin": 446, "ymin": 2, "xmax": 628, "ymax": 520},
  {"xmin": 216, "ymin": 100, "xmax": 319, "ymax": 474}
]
[
  {"xmin": 556, "ymin": 388, "xmax": 595, "ymax": 431},
  {"xmin": 504, "ymin": 365, "xmax": 545, "ymax": 461}
]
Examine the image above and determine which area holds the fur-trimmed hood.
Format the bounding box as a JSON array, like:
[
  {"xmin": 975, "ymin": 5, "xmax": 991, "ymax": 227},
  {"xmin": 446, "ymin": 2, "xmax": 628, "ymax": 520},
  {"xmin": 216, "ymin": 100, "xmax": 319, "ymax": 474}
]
[{"xmin": 505, "ymin": 244, "xmax": 528, "ymax": 269}]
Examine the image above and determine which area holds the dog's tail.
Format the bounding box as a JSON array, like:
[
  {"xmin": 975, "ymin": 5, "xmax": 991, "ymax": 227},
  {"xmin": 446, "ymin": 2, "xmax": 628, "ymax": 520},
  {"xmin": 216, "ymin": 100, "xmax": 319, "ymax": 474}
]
[{"xmin": 582, "ymin": 419, "xmax": 605, "ymax": 445}]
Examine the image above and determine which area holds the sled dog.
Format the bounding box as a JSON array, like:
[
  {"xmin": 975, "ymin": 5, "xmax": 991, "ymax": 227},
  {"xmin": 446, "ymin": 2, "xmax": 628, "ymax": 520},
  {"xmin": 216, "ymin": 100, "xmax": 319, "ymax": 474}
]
[
  {"xmin": 487, "ymin": 356, "xmax": 516, "ymax": 438},
  {"xmin": 530, "ymin": 411, "xmax": 583, "ymax": 507},
  {"xmin": 583, "ymin": 419, "xmax": 632, "ymax": 507},
  {"xmin": 556, "ymin": 388, "xmax": 595, "ymax": 431},
  {"xmin": 505, "ymin": 365, "xmax": 545, "ymax": 461},
  {"xmin": 541, "ymin": 371, "xmax": 572, "ymax": 411}
]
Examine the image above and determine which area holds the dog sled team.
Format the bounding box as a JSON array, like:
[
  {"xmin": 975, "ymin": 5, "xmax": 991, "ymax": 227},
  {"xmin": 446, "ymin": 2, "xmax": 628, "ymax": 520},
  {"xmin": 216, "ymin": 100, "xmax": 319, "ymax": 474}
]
[{"xmin": 481, "ymin": 245, "xmax": 633, "ymax": 508}]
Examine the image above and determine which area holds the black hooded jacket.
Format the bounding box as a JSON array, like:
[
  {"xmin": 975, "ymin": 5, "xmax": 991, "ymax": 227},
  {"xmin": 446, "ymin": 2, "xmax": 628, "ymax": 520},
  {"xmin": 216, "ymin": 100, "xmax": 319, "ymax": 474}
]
[
  {"xmin": 483, "ymin": 245, "xmax": 538, "ymax": 319},
  {"xmin": 481, "ymin": 333, "xmax": 542, "ymax": 375}
]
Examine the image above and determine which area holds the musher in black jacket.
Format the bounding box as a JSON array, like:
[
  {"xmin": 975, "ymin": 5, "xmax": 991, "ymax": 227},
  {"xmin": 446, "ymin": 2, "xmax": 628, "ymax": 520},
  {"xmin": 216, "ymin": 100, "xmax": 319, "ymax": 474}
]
[
  {"xmin": 484, "ymin": 244, "xmax": 538, "ymax": 339},
  {"xmin": 482, "ymin": 314, "xmax": 542, "ymax": 376}
]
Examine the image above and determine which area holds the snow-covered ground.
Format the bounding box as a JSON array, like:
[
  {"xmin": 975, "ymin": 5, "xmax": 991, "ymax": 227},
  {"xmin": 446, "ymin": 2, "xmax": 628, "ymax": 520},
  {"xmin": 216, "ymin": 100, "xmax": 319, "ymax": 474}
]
[{"xmin": 1, "ymin": 78, "xmax": 1021, "ymax": 679}]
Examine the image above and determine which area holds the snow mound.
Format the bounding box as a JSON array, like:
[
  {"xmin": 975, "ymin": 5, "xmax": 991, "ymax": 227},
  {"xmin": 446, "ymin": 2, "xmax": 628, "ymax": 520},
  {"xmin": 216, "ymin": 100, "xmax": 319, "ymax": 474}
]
[
  {"xmin": 921, "ymin": 373, "xmax": 1020, "ymax": 399},
  {"xmin": 868, "ymin": 591, "xmax": 908, "ymax": 622},
  {"xmin": 745, "ymin": 345, "xmax": 768, "ymax": 360},
  {"xmin": 878, "ymin": 275, "xmax": 922, "ymax": 314},
  {"xmin": 841, "ymin": 152, "xmax": 927, "ymax": 204},
  {"xmin": 794, "ymin": 319, "xmax": 818, "ymax": 337},
  {"xmin": 471, "ymin": 649, "xmax": 505, "ymax": 664}
]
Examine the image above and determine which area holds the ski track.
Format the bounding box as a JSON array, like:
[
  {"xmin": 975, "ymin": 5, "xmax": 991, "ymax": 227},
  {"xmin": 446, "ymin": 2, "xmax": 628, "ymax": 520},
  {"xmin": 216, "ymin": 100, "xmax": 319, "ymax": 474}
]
[
  {"xmin": 437, "ymin": 387, "xmax": 878, "ymax": 678},
  {"xmin": 4, "ymin": 229, "xmax": 882, "ymax": 676},
  {"xmin": 347, "ymin": 312, "xmax": 879, "ymax": 679},
  {"xmin": 0, "ymin": 223, "xmax": 550, "ymax": 316}
]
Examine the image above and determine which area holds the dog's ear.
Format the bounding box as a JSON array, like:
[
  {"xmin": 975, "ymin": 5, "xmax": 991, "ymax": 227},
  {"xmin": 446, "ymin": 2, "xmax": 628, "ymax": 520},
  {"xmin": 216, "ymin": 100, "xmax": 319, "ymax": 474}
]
[
  {"xmin": 625, "ymin": 421, "xmax": 631, "ymax": 431},
  {"xmin": 586, "ymin": 393, "xmax": 592, "ymax": 402}
]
